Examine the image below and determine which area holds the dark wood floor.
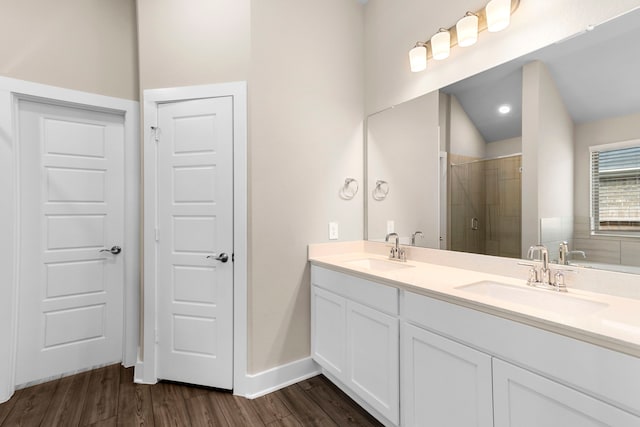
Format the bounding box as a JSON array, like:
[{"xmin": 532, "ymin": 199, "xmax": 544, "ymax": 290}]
[{"xmin": 0, "ymin": 364, "xmax": 382, "ymax": 426}]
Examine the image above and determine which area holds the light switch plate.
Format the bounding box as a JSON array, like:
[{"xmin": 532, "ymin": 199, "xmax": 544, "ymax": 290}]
[
  {"xmin": 387, "ymin": 220, "xmax": 395, "ymax": 234},
  {"xmin": 329, "ymin": 222, "xmax": 339, "ymax": 240}
]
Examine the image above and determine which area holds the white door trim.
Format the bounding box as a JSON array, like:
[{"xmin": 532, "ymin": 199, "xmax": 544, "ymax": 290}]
[
  {"xmin": 0, "ymin": 76, "xmax": 139, "ymax": 403},
  {"xmin": 137, "ymin": 82, "xmax": 248, "ymax": 396}
]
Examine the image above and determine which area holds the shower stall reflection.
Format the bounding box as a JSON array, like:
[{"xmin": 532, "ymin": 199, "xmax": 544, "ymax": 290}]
[{"xmin": 448, "ymin": 154, "xmax": 522, "ymax": 258}]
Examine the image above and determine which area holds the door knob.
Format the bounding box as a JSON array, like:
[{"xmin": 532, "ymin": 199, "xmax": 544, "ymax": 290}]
[
  {"xmin": 100, "ymin": 245, "xmax": 122, "ymax": 255},
  {"xmin": 206, "ymin": 253, "xmax": 229, "ymax": 263}
]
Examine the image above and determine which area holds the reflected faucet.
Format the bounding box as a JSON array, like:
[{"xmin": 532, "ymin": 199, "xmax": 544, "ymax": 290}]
[
  {"xmin": 411, "ymin": 231, "xmax": 424, "ymax": 246},
  {"xmin": 559, "ymin": 241, "xmax": 587, "ymax": 265},
  {"xmin": 559, "ymin": 241, "xmax": 569, "ymax": 265}
]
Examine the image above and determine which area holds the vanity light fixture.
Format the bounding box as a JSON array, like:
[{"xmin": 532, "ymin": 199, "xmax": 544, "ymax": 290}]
[
  {"xmin": 457, "ymin": 12, "xmax": 479, "ymax": 47},
  {"xmin": 409, "ymin": 0, "xmax": 520, "ymax": 72},
  {"xmin": 431, "ymin": 29, "xmax": 451, "ymax": 60}
]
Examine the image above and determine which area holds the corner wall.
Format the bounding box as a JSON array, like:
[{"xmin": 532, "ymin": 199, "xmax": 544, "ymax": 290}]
[
  {"xmin": 136, "ymin": 0, "xmax": 364, "ymax": 376},
  {"xmin": 367, "ymin": 92, "xmax": 439, "ymax": 247},
  {"xmin": 248, "ymin": 0, "xmax": 364, "ymax": 374},
  {"xmin": 449, "ymin": 94, "xmax": 487, "ymax": 158},
  {"xmin": 522, "ymin": 61, "xmax": 574, "ymax": 255},
  {"xmin": 0, "ymin": 0, "xmax": 139, "ymax": 100},
  {"xmin": 136, "ymin": 0, "xmax": 251, "ymax": 89}
]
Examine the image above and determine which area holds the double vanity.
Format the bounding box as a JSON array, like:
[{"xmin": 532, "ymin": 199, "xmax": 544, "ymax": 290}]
[{"xmin": 308, "ymin": 241, "xmax": 640, "ymax": 427}]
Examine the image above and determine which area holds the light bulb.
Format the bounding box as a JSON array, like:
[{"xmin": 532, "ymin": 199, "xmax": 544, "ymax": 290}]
[
  {"xmin": 409, "ymin": 44, "xmax": 427, "ymax": 72},
  {"xmin": 456, "ymin": 13, "xmax": 479, "ymax": 47},
  {"xmin": 498, "ymin": 104, "xmax": 511, "ymax": 114},
  {"xmin": 431, "ymin": 30, "xmax": 451, "ymax": 60},
  {"xmin": 486, "ymin": 0, "xmax": 511, "ymax": 32}
]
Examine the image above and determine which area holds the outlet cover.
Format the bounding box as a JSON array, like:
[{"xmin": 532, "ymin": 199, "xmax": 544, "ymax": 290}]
[{"xmin": 386, "ymin": 220, "xmax": 395, "ymax": 234}]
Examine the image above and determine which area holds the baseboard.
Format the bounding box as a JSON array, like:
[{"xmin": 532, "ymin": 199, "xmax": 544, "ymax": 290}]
[
  {"xmin": 0, "ymin": 385, "xmax": 13, "ymax": 404},
  {"xmin": 240, "ymin": 357, "xmax": 321, "ymax": 399},
  {"xmin": 133, "ymin": 360, "xmax": 157, "ymax": 385}
]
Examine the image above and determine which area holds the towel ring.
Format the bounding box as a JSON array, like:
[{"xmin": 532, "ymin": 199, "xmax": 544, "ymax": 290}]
[
  {"xmin": 340, "ymin": 178, "xmax": 359, "ymax": 200},
  {"xmin": 372, "ymin": 180, "xmax": 389, "ymax": 201}
]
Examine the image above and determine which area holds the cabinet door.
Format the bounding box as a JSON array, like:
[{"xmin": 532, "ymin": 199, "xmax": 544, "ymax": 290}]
[
  {"xmin": 493, "ymin": 359, "xmax": 640, "ymax": 427},
  {"xmin": 402, "ymin": 323, "xmax": 493, "ymax": 427},
  {"xmin": 347, "ymin": 300, "xmax": 399, "ymax": 425},
  {"xmin": 311, "ymin": 286, "xmax": 346, "ymax": 379}
]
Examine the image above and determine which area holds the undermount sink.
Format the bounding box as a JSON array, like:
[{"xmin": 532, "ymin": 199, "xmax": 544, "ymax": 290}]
[
  {"xmin": 346, "ymin": 258, "xmax": 415, "ymax": 272},
  {"xmin": 456, "ymin": 281, "xmax": 608, "ymax": 316}
]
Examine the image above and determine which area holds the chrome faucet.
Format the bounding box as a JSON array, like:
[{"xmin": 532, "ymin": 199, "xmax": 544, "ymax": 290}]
[
  {"xmin": 522, "ymin": 244, "xmax": 568, "ymax": 292},
  {"xmin": 411, "ymin": 231, "xmax": 424, "ymax": 246},
  {"xmin": 528, "ymin": 244, "xmax": 550, "ymax": 284},
  {"xmin": 385, "ymin": 232, "xmax": 406, "ymax": 262}
]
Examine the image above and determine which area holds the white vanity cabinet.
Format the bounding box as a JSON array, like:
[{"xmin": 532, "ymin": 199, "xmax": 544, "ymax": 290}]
[
  {"xmin": 310, "ymin": 263, "xmax": 640, "ymax": 427},
  {"xmin": 311, "ymin": 266, "xmax": 399, "ymax": 426},
  {"xmin": 404, "ymin": 290, "xmax": 640, "ymax": 426},
  {"xmin": 402, "ymin": 323, "xmax": 493, "ymax": 427}
]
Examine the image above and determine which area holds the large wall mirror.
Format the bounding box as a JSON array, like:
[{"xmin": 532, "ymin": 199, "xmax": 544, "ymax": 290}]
[{"xmin": 365, "ymin": 8, "xmax": 640, "ymax": 274}]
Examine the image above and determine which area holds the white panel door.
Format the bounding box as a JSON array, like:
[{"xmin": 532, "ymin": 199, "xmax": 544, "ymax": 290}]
[
  {"xmin": 16, "ymin": 100, "xmax": 125, "ymax": 385},
  {"xmin": 347, "ymin": 300, "xmax": 399, "ymax": 425},
  {"xmin": 493, "ymin": 359, "xmax": 640, "ymax": 427},
  {"xmin": 156, "ymin": 97, "xmax": 233, "ymax": 389},
  {"xmin": 402, "ymin": 323, "xmax": 493, "ymax": 427}
]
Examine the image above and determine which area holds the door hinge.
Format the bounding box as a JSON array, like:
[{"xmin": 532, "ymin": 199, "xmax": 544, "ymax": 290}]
[
  {"xmin": 232, "ymin": 253, "xmax": 235, "ymax": 262},
  {"xmin": 151, "ymin": 126, "xmax": 160, "ymax": 142},
  {"xmin": 155, "ymin": 328, "xmax": 159, "ymax": 344},
  {"xmin": 155, "ymin": 228, "xmax": 159, "ymax": 241}
]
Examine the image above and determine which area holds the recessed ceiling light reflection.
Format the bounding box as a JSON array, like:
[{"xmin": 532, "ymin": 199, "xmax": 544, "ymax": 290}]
[{"xmin": 498, "ymin": 104, "xmax": 511, "ymax": 114}]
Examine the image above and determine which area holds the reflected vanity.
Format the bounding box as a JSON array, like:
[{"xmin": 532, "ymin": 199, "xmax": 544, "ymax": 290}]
[{"xmin": 365, "ymin": 8, "xmax": 640, "ymax": 275}]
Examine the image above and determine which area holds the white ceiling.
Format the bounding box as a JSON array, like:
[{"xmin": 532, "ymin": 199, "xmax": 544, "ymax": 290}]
[{"xmin": 442, "ymin": 7, "xmax": 640, "ymax": 143}]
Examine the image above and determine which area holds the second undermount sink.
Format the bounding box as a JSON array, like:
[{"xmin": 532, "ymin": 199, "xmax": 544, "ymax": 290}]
[
  {"xmin": 346, "ymin": 258, "xmax": 415, "ymax": 272},
  {"xmin": 456, "ymin": 281, "xmax": 608, "ymax": 316}
]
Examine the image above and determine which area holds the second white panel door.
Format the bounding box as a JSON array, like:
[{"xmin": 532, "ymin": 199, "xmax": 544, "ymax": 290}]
[
  {"xmin": 156, "ymin": 97, "xmax": 234, "ymax": 389},
  {"xmin": 16, "ymin": 99, "xmax": 125, "ymax": 385}
]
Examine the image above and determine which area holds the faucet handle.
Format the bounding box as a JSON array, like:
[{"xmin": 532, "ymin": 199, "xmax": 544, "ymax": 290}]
[
  {"xmin": 517, "ymin": 262, "xmax": 539, "ymax": 286},
  {"xmin": 388, "ymin": 247, "xmax": 397, "ymax": 259},
  {"xmin": 527, "ymin": 267, "xmax": 539, "ymax": 286},
  {"xmin": 553, "ymin": 271, "xmax": 568, "ymax": 292}
]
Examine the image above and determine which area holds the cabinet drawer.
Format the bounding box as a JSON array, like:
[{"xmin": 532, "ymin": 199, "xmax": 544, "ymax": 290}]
[{"xmin": 311, "ymin": 266, "xmax": 398, "ymax": 315}]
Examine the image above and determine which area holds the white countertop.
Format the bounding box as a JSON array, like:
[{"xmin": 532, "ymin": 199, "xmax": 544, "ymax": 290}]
[{"xmin": 309, "ymin": 248, "xmax": 640, "ymax": 358}]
